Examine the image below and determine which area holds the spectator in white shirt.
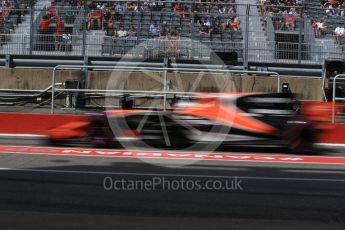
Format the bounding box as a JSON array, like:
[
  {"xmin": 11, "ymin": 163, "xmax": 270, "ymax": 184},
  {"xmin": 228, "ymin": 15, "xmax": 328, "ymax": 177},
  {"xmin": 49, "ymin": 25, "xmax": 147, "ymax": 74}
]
[
  {"xmin": 296, "ymin": 0, "xmax": 304, "ymax": 6},
  {"xmin": 114, "ymin": 26, "xmax": 128, "ymax": 38},
  {"xmin": 335, "ymin": 24, "xmax": 345, "ymax": 44},
  {"xmin": 315, "ymin": 20, "xmax": 326, "ymax": 38}
]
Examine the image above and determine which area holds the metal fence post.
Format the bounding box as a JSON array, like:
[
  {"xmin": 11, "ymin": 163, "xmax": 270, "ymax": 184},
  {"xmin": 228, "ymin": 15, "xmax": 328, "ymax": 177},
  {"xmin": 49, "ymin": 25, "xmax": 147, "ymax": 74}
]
[
  {"xmin": 163, "ymin": 70, "xmax": 168, "ymax": 111},
  {"xmin": 298, "ymin": 17, "xmax": 303, "ymax": 65},
  {"xmin": 5, "ymin": 54, "xmax": 12, "ymax": 68},
  {"xmin": 51, "ymin": 66, "xmax": 57, "ymax": 114},
  {"xmin": 29, "ymin": 6, "xmax": 34, "ymax": 55},
  {"xmin": 321, "ymin": 61, "xmax": 328, "ymax": 101},
  {"xmin": 332, "ymin": 74, "xmax": 345, "ymax": 123},
  {"xmin": 191, "ymin": 10, "xmax": 195, "ymax": 58},
  {"xmin": 82, "ymin": 3, "xmax": 87, "ymax": 59},
  {"xmin": 163, "ymin": 58, "xmax": 170, "ymax": 111},
  {"xmin": 244, "ymin": 4, "xmax": 250, "ymax": 70}
]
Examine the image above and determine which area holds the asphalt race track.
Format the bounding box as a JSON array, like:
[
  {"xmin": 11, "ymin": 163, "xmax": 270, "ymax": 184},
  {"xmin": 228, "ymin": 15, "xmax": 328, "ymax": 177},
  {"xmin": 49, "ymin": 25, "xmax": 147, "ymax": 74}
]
[{"xmin": 0, "ymin": 142, "xmax": 345, "ymax": 229}]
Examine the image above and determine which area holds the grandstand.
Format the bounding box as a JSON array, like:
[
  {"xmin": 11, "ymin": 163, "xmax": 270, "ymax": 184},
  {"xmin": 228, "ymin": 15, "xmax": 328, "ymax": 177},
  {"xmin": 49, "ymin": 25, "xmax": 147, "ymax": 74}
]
[
  {"xmin": 0, "ymin": 0, "xmax": 344, "ymax": 69},
  {"xmin": 304, "ymin": 0, "xmax": 345, "ymax": 59}
]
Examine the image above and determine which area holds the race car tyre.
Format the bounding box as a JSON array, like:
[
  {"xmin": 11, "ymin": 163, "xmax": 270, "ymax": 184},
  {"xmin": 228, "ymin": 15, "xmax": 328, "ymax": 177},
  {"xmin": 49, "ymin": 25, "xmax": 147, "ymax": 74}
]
[{"xmin": 283, "ymin": 121, "xmax": 317, "ymax": 154}]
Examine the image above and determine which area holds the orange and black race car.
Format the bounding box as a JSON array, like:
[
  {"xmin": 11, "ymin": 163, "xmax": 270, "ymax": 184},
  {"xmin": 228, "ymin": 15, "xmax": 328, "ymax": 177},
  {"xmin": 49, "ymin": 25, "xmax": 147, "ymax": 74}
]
[{"xmin": 47, "ymin": 92, "xmax": 340, "ymax": 153}]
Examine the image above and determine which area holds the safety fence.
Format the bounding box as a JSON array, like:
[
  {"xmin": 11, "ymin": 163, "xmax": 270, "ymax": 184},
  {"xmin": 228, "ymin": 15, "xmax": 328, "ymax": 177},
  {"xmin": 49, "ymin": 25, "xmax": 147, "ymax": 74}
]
[
  {"xmin": 50, "ymin": 65, "xmax": 281, "ymax": 113},
  {"xmin": 2, "ymin": 33, "xmax": 344, "ymax": 64}
]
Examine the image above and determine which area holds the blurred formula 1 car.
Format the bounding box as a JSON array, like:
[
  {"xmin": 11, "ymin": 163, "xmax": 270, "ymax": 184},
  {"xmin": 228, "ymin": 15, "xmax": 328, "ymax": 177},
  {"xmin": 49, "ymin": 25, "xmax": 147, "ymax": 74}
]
[{"xmin": 47, "ymin": 92, "xmax": 340, "ymax": 153}]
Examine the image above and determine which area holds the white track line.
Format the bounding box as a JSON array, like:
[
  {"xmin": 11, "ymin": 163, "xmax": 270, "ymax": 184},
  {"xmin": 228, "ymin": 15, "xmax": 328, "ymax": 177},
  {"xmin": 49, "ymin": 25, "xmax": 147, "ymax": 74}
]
[
  {"xmin": 0, "ymin": 134, "xmax": 345, "ymax": 147},
  {"xmin": 316, "ymin": 143, "xmax": 345, "ymax": 147},
  {"xmin": 0, "ymin": 134, "xmax": 46, "ymax": 138},
  {"xmin": 1, "ymin": 168, "xmax": 345, "ymax": 183}
]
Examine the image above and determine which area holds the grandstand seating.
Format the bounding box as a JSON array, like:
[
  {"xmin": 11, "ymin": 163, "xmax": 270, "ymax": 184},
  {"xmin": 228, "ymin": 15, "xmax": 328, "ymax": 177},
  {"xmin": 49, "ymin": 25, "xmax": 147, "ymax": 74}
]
[
  {"xmin": 0, "ymin": 0, "xmax": 33, "ymax": 46},
  {"xmin": 305, "ymin": 0, "xmax": 345, "ymax": 43},
  {"xmin": 0, "ymin": 0, "xmax": 344, "ymax": 64},
  {"xmin": 32, "ymin": 0, "xmax": 79, "ymax": 52},
  {"xmin": 96, "ymin": 1, "xmax": 244, "ymax": 59},
  {"xmin": 1, "ymin": 0, "xmax": 244, "ymax": 58}
]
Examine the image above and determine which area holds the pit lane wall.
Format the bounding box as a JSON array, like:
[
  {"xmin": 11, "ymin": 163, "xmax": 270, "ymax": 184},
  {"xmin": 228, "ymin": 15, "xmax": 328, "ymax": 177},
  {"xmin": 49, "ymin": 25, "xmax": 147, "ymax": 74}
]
[
  {"xmin": 0, "ymin": 113, "xmax": 88, "ymax": 135},
  {"xmin": 0, "ymin": 68, "xmax": 323, "ymax": 100},
  {"xmin": 0, "ymin": 112, "xmax": 344, "ymax": 144}
]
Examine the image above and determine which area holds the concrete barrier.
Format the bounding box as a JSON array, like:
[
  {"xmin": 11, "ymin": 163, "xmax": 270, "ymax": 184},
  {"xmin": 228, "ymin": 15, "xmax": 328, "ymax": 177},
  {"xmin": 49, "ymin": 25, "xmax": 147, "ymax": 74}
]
[
  {"xmin": 0, "ymin": 113, "xmax": 87, "ymax": 135},
  {"xmin": 0, "ymin": 68, "xmax": 82, "ymax": 90},
  {"xmin": 0, "ymin": 68, "xmax": 324, "ymax": 100},
  {"xmin": 89, "ymin": 71, "xmax": 323, "ymax": 100}
]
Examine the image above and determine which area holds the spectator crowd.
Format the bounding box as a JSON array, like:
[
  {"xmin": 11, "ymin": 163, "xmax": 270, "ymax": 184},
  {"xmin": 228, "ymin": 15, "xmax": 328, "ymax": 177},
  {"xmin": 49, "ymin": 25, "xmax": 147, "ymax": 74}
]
[
  {"xmin": 77, "ymin": 0, "xmax": 242, "ymax": 42},
  {"xmin": 320, "ymin": 0, "xmax": 345, "ymax": 17},
  {"xmin": 2, "ymin": 0, "xmax": 345, "ymax": 52},
  {"xmin": 259, "ymin": 0, "xmax": 303, "ymax": 31},
  {"xmin": 0, "ymin": 0, "xmax": 30, "ymax": 45},
  {"xmin": 309, "ymin": 0, "xmax": 345, "ymax": 43},
  {"xmin": 37, "ymin": 0, "xmax": 80, "ymax": 51},
  {"xmin": 258, "ymin": 0, "xmax": 344, "ymax": 44}
]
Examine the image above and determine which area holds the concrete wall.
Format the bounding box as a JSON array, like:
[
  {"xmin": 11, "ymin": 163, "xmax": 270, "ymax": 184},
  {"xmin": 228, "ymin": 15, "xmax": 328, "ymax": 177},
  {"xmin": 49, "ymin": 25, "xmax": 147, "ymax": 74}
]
[
  {"xmin": 0, "ymin": 68, "xmax": 82, "ymax": 90},
  {"xmin": 88, "ymin": 71, "xmax": 323, "ymax": 100},
  {"xmin": 0, "ymin": 68, "xmax": 324, "ymax": 100}
]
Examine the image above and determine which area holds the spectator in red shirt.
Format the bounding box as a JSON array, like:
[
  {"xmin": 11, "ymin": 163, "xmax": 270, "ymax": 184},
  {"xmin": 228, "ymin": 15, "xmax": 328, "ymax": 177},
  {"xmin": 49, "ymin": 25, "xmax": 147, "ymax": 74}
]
[
  {"xmin": 47, "ymin": 6, "xmax": 58, "ymax": 18},
  {"xmin": 38, "ymin": 14, "xmax": 56, "ymax": 51},
  {"xmin": 39, "ymin": 15, "xmax": 53, "ymax": 34},
  {"xmin": 167, "ymin": 39, "xmax": 179, "ymax": 56},
  {"xmin": 329, "ymin": 0, "xmax": 337, "ymax": 6},
  {"xmin": 173, "ymin": 3, "xmax": 184, "ymax": 17},
  {"xmin": 54, "ymin": 17, "xmax": 65, "ymax": 51},
  {"xmin": 285, "ymin": 12, "xmax": 296, "ymax": 31},
  {"xmin": 231, "ymin": 20, "xmax": 239, "ymax": 31},
  {"xmin": 87, "ymin": 10, "xmax": 103, "ymax": 30},
  {"xmin": 2, "ymin": 1, "xmax": 12, "ymax": 21}
]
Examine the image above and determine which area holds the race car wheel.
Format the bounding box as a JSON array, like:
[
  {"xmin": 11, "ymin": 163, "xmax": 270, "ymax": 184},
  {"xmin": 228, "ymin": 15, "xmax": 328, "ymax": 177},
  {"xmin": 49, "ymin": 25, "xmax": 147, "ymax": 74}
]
[
  {"xmin": 87, "ymin": 115, "xmax": 116, "ymax": 148},
  {"xmin": 283, "ymin": 121, "xmax": 316, "ymax": 154}
]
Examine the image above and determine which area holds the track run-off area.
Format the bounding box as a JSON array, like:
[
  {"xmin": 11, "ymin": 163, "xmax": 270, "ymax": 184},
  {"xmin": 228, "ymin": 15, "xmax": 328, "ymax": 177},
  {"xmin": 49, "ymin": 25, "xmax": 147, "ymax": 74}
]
[{"xmin": 1, "ymin": 143, "xmax": 345, "ymax": 229}]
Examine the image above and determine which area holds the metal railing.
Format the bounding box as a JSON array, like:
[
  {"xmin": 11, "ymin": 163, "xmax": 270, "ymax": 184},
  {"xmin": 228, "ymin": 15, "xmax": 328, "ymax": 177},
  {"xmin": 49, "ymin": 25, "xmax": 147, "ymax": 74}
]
[
  {"xmin": 51, "ymin": 65, "xmax": 280, "ymax": 114},
  {"xmin": 332, "ymin": 74, "xmax": 345, "ymax": 123},
  {"xmin": 3, "ymin": 33, "xmax": 340, "ymax": 64}
]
